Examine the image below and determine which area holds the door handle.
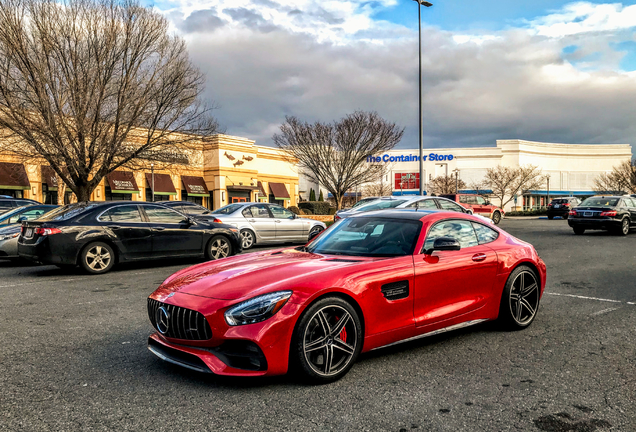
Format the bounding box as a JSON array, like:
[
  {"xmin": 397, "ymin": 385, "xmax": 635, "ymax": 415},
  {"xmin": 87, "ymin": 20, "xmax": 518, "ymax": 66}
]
[
  {"xmin": 153, "ymin": 227, "xmax": 166, "ymax": 231},
  {"xmin": 472, "ymin": 253, "xmax": 487, "ymax": 262},
  {"xmin": 110, "ymin": 225, "xmax": 121, "ymax": 230},
  {"xmin": 274, "ymin": 220, "xmax": 281, "ymax": 223},
  {"xmin": 248, "ymin": 219, "xmax": 256, "ymax": 223}
]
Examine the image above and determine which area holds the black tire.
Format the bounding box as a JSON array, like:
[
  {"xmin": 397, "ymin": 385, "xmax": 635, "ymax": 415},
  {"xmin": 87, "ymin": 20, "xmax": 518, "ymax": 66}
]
[
  {"xmin": 80, "ymin": 242, "xmax": 115, "ymax": 275},
  {"xmin": 573, "ymin": 228, "xmax": 585, "ymax": 235},
  {"xmin": 561, "ymin": 213, "xmax": 569, "ymax": 220},
  {"xmin": 206, "ymin": 235, "xmax": 232, "ymax": 260},
  {"xmin": 308, "ymin": 226, "xmax": 324, "ymax": 242},
  {"xmin": 292, "ymin": 297, "xmax": 363, "ymax": 384},
  {"xmin": 547, "ymin": 215, "xmax": 554, "ymax": 220},
  {"xmin": 240, "ymin": 230, "xmax": 255, "ymax": 250},
  {"xmin": 492, "ymin": 211, "xmax": 502, "ymax": 224},
  {"xmin": 498, "ymin": 265, "xmax": 541, "ymax": 330},
  {"xmin": 616, "ymin": 218, "xmax": 630, "ymax": 236}
]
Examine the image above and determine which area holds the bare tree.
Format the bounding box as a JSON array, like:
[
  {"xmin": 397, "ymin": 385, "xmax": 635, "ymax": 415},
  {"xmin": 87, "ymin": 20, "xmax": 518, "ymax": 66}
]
[
  {"xmin": 0, "ymin": 0, "xmax": 219, "ymax": 202},
  {"xmin": 485, "ymin": 165, "xmax": 546, "ymax": 208},
  {"xmin": 274, "ymin": 111, "xmax": 404, "ymax": 209},
  {"xmin": 593, "ymin": 160, "xmax": 636, "ymax": 194},
  {"xmin": 467, "ymin": 179, "xmax": 490, "ymax": 196},
  {"xmin": 428, "ymin": 175, "xmax": 466, "ymax": 196},
  {"xmin": 362, "ymin": 179, "xmax": 393, "ymax": 197}
]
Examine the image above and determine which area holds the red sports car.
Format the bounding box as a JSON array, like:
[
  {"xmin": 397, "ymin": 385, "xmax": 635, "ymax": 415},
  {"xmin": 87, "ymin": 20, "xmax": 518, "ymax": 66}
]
[{"xmin": 147, "ymin": 209, "xmax": 546, "ymax": 383}]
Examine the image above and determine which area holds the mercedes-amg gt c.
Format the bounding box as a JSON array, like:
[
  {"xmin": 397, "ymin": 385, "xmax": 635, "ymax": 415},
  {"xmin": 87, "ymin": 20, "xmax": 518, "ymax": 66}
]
[{"xmin": 147, "ymin": 209, "xmax": 546, "ymax": 383}]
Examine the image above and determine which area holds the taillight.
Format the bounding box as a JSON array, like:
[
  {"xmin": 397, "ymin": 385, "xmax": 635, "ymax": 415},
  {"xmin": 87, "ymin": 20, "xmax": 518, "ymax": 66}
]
[
  {"xmin": 34, "ymin": 227, "xmax": 62, "ymax": 236},
  {"xmin": 548, "ymin": 204, "xmax": 553, "ymax": 207},
  {"xmin": 600, "ymin": 210, "xmax": 617, "ymax": 217},
  {"xmin": 334, "ymin": 214, "xmax": 341, "ymax": 221},
  {"xmin": 564, "ymin": 203, "xmax": 570, "ymax": 207},
  {"xmin": 569, "ymin": 210, "xmax": 577, "ymax": 216},
  {"xmin": 212, "ymin": 218, "xmax": 222, "ymax": 223}
]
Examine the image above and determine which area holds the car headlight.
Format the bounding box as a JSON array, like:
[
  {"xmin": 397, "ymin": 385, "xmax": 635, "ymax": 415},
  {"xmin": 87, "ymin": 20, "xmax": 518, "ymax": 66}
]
[
  {"xmin": 224, "ymin": 291, "xmax": 293, "ymax": 326},
  {"xmin": 0, "ymin": 232, "xmax": 19, "ymax": 241}
]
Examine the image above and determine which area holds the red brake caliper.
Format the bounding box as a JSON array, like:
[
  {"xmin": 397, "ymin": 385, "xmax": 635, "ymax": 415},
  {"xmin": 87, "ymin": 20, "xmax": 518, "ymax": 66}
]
[{"xmin": 335, "ymin": 316, "xmax": 347, "ymax": 342}]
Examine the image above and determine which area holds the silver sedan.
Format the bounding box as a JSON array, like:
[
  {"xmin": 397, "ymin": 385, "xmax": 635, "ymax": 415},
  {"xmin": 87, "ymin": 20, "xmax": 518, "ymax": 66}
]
[
  {"xmin": 211, "ymin": 203, "xmax": 327, "ymax": 250},
  {"xmin": 0, "ymin": 224, "xmax": 21, "ymax": 259}
]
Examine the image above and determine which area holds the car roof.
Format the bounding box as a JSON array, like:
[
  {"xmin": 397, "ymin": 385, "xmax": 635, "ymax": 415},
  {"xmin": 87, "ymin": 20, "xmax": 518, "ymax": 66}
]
[{"xmin": 349, "ymin": 208, "xmax": 462, "ymax": 221}]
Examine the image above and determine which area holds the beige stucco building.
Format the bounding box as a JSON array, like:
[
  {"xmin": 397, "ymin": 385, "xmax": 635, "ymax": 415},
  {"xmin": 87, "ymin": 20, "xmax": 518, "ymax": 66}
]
[{"xmin": 0, "ymin": 134, "xmax": 300, "ymax": 209}]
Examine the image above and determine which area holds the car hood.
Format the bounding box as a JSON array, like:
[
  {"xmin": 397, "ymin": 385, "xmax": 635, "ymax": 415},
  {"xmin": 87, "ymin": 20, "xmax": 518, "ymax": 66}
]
[{"xmin": 155, "ymin": 248, "xmax": 374, "ymax": 300}]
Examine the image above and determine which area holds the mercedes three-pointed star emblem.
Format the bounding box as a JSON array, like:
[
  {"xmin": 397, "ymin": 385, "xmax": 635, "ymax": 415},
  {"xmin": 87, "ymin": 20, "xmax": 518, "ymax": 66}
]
[{"xmin": 156, "ymin": 306, "xmax": 170, "ymax": 334}]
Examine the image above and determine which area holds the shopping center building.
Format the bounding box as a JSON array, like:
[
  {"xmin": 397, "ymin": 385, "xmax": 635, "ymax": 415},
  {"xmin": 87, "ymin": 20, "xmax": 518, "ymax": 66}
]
[
  {"xmin": 0, "ymin": 134, "xmax": 300, "ymax": 209},
  {"xmin": 364, "ymin": 139, "xmax": 633, "ymax": 211}
]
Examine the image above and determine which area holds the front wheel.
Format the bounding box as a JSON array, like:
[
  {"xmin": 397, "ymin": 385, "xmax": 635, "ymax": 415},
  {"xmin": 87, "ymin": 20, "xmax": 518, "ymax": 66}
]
[
  {"xmin": 80, "ymin": 242, "xmax": 115, "ymax": 275},
  {"xmin": 492, "ymin": 211, "xmax": 502, "ymax": 224},
  {"xmin": 308, "ymin": 226, "xmax": 324, "ymax": 242},
  {"xmin": 292, "ymin": 297, "xmax": 363, "ymax": 384},
  {"xmin": 206, "ymin": 235, "xmax": 232, "ymax": 260},
  {"xmin": 498, "ymin": 266, "xmax": 540, "ymax": 330}
]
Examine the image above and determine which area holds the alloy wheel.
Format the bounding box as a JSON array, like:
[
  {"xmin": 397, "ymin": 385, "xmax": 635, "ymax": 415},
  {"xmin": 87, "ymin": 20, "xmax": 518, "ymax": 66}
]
[
  {"xmin": 508, "ymin": 271, "xmax": 539, "ymax": 326},
  {"xmin": 302, "ymin": 305, "xmax": 358, "ymax": 377},
  {"xmin": 85, "ymin": 245, "xmax": 111, "ymax": 271},
  {"xmin": 241, "ymin": 230, "xmax": 254, "ymax": 249},
  {"xmin": 308, "ymin": 226, "xmax": 323, "ymax": 240},
  {"xmin": 492, "ymin": 211, "xmax": 501, "ymax": 224},
  {"xmin": 622, "ymin": 219, "xmax": 630, "ymax": 235},
  {"xmin": 209, "ymin": 238, "xmax": 230, "ymax": 259}
]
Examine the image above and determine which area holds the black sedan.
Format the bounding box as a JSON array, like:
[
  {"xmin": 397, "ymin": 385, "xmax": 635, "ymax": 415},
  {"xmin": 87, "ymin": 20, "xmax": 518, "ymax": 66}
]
[
  {"xmin": 18, "ymin": 201, "xmax": 242, "ymax": 274},
  {"xmin": 568, "ymin": 196, "xmax": 636, "ymax": 235}
]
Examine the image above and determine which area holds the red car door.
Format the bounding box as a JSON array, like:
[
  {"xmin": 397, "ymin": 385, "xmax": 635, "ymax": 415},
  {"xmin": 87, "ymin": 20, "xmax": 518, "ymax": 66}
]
[{"xmin": 412, "ymin": 219, "xmax": 498, "ymax": 328}]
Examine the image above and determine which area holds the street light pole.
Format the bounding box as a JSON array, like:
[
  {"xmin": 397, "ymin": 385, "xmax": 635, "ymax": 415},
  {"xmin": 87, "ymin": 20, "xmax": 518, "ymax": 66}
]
[
  {"xmin": 414, "ymin": 0, "xmax": 432, "ymax": 196},
  {"xmin": 151, "ymin": 163, "xmax": 155, "ymax": 203},
  {"xmin": 546, "ymin": 174, "xmax": 550, "ymax": 208}
]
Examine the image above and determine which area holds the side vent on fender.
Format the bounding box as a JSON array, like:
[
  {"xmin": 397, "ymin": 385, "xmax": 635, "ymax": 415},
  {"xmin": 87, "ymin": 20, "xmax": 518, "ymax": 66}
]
[{"xmin": 381, "ymin": 281, "xmax": 409, "ymax": 301}]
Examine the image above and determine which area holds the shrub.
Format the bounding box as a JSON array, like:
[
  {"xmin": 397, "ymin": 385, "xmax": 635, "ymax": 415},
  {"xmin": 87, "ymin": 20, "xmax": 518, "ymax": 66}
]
[
  {"xmin": 328, "ymin": 207, "xmax": 337, "ymax": 215},
  {"xmin": 506, "ymin": 209, "xmax": 547, "ymax": 216},
  {"xmin": 318, "ymin": 190, "xmax": 324, "ymax": 201},
  {"xmin": 299, "ymin": 201, "xmax": 331, "ymax": 215},
  {"xmin": 288, "ymin": 206, "xmax": 301, "ymax": 215},
  {"xmin": 303, "ymin": 209, "xmax": 313, "ymax": 215},
  {"xmin": 309, "ymin": 188, "xmax": 316, "ymax": 201}
]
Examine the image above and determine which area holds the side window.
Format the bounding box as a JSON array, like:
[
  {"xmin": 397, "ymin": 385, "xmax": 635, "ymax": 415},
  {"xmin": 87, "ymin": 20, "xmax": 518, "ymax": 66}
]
[
  {"xmin": 475, "ymin": 196, "xmax": 486, "ymax": 205},
  {"xmin": 99, "ymin": 205, "xmax": 143, "ymax": 223},
  {"xmin": 437, "ymin": 199, "xmax": 465, "ymax": 213},
  {"xmin": 183, "ymin": 203, "xmax": 208, "ymax": 215},
  {"xmin": 424, "ymin": 219, "xmax": 478, "ymax": 251},
  {"xmin": 622, "ymin": 198, "xmax": 635, "ymax": 208},
  {"xmin": 242, "ymin": 207, "xmax": 253, "ymax": 218},
  {"xmin": 472, "ymin": 222, "xmax": 499, "ymax": 245},
  {"xmin": 8, "ymin": 208, "xmax": 46, "ymax": 223},
  {"xmin": 407, "ymin": 199, "xmax": 437, "ymax": 209},
  {"xmin": 144, "ymin": 206, "xmax": 185, "ymax": 224},
  {"xmin": 249, "ymin": 205, "xmax": 271, "ymax": 218},
  {"xmin": 270, "ymin": 206, "xmax": 294, "ymax": 219},
  {"xmin": 458, "ymin": 195, "xmax": 468, "ymax": 204}
]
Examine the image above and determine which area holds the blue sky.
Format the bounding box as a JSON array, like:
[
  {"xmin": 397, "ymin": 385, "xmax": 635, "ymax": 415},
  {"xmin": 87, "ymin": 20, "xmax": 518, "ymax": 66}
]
[{"xmin": 154, "ymin": 1, "xmax": 636, "ymax": 149}]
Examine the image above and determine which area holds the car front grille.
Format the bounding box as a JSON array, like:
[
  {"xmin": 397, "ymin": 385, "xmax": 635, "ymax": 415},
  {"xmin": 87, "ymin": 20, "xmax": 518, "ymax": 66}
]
[{"xmin": 148, "ymin": 298, "xmax": 212, "ymax": 341}]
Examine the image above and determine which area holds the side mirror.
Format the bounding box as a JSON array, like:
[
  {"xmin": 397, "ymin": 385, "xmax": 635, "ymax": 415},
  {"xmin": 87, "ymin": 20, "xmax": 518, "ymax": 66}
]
[
  {"xmin": 425, "ymin": 237, "xmax": 461, "ymax": 255},
  {"xmin": 18, "ymin": 216, "xmax": 27, "ymax": 222},
  {"xmin": 182, "ymin": 217, "xmax": 194, "ymax": 225}
]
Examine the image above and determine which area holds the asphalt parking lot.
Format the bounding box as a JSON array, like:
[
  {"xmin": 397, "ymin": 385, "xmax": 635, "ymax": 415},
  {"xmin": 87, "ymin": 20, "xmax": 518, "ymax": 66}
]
[{"xmin": 1, "ymin": 219, "xmax": 635, "ymax": 431}]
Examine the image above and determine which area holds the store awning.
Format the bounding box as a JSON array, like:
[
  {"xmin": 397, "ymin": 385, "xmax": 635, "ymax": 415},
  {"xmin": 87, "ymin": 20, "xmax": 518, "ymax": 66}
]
[
  {"xmin": 181, "ymin": 176, "xmax": 209, "ymax": 197},
  {"xmin": 41, "ymin": 166, "xmax": 58, "ymax": 191},
  {"xmin": 269, "ymin": 182, "xmax": 290, "ymax": 200},
  {"xmin": 257, "ymin": 181, "xmax": 267, "ymax": 196},
  {"xmin": 227, "ymin": 185, "xmax": 259, "ymax": 192},
  {"xmin": 0, "ymin": 162, "xmax": 30, "ymax": 190},
  {"xmin": 106, "ymin": 171, "xmax": 140, "ymax": 194},
  {"xmin": 145, "ymin": 173, "xmax": 177, "ymax": 196}
]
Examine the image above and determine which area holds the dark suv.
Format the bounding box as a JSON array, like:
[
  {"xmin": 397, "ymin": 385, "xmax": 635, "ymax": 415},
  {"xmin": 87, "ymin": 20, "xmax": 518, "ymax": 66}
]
[
  {"xmin": 546, "ymin": 197, "xmax": 581, "ymax": 220},
  {"xmin": 568, "ymin": 196, "xmax": 636, "ymax": 235},
  {"xmin": 0, "ymin": 197, "xmax": 39, "ymax": 215}
]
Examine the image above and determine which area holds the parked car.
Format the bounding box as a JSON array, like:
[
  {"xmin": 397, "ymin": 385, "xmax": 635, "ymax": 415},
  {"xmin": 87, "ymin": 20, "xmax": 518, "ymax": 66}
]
[
  {"xmin": 211, "ymin": 202, "xmax": 327, "ymax": 250},
  {"xmin": 546, "ymin": 197, "xmax": 581, "ymax": 220},
  {"xmin": 0, "ymin": 197, "xmax": 39, "ymax": 215},
  {"xmin": 0, "ymin": 204, "xmax": 58, "ymax": 227},
  {"xmin": 439, "ymin": 194, "xmax": 504, "ymax": 224},
  {"xmin": 147, "ymin": 209, "xmax": 546, "ymax": 383},
  {"xmin": 333, "ymin": 197, "xmax": 380, "ymax": 217},
  {"xmin": 160, "ymin": 201, "xmax": 213, "ymax": 218},
  {"xmin": 568, "ymin": 196, "xmax": 636, "ymax": 236},
  {"xmin": 18, "ymin": 201, "xmax": 242, "ymax": 274}
]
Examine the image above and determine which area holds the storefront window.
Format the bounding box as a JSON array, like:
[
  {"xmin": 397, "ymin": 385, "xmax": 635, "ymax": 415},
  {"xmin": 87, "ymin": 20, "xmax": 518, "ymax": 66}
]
[
  {"xmin": 0, "ymin": 189, "xmax": 23, "ymax": 198},
  {"xmin": 43, "ymin": 184, "xmax": 58, "ymax": 205},
  {"xmin": 145, "ymin": 188, "xmax": 169, "ymax": 202},
  {"xmin": 105, "ymin": 186, "xmax": 132, "ymax": 201}
]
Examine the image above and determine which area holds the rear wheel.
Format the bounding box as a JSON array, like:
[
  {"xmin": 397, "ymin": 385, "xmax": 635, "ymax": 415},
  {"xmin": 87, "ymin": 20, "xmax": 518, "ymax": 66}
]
[
  {"xmin": 573, "ymin": 227, "xmax": 585, "ymax": 235},
  {"xmin": 616, "ymin": 218, "xmax": 630, "ymax": 236},
  {"xmin": 206, "ymin": 235, "xmax": 232, "ymax": 260},
  {"xmin": 498, "ymin": 265, "xmax": 540, "ymax": 330},
  {"xmin": 492, "ymin": 211, "xmax": 502, "ymax": 224},
  {"xmin": 561, "ymin": 213, "xmax": 569, "ymax": 220},
  {"xmin": 292, "ymin": 297, "xmax": 362, "ymax": 384},
  {"xmin": 80, "ymin": 242, "xmax": 115, "ymax": 275},
  {"xmin": 240, "ymin": 230, "xmax": 255, "ymax": 250}
]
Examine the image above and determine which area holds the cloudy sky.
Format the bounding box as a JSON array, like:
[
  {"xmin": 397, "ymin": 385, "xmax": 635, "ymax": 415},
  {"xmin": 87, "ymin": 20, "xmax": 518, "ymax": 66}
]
[{"xmin": 150, "ymin": 0, "xmax": 636, "ymax": 149}]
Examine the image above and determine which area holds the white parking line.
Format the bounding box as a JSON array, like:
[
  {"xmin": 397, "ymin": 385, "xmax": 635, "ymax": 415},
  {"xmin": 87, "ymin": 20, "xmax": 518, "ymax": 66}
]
[
  {"xmin": 546, "ymin": 292, "xmax": 623, "ymax": 303},
  {"xmin": 591, "ymin": 308, "xmax": 620, "ymax": 316}
]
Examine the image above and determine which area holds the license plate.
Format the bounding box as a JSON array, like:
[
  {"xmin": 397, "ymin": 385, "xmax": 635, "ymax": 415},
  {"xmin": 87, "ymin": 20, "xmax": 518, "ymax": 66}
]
[
  {"xmin": 584, "ymin": 212, "xmax": 593, "ymax": 217},
  {"xmin": 554, "ymin": 204, "xmax": 560, "ymax": 208},
  {"xmin": 24, "ymin": 228, "xmax": 33, "ymax": 238}
]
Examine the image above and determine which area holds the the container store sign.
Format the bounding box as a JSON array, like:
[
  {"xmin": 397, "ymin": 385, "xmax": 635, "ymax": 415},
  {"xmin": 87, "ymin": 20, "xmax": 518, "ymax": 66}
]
[
  {"xmin": 395, "ymin": 173, "xmax": 420, "ymax": 190},
  {"xmin": 367, "ymin": 153, "xmax": 454, "ymax": 163}
]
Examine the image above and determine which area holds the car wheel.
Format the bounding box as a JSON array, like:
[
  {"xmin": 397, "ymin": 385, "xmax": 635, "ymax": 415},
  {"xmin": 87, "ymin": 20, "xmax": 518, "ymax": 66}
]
[
  {"xmin": 292, "ymin": 297, "xmax": 363, "ymax": 384},
  {"xmin": 561, "ymin": 213, "xmax": 568, "ymax": 220},
  {"xmin": 547, "ymin": 215, "xmax": 554, "ymax": 220},
  {"xmin": 617, "ymin": 218, "xmax": 630, "ymax": 236},
  {"xmin": 573, "ymin": 228, "xmax": 585, "ymax": 235},
  {"xmin": 498, "ymin": 265, "xmax": 540, "ymax": 330},
  {"xmin": 240, "ymin": 230, "xmax": 255, "ymax": 250},
  {"xmin": 308, "ymin": 226, "xmax": 324, "ymax": 241},
  {"xmin": 206, "ymin": 235, "xmax": 232, "ymax": 260},
  {"xmin": 80, "ymin": 242, "xmax": 115, "ymax": 275},
  {"xmin": 492, "ymin": 211, "xmax": 502, "ymax": 224},
  {"xmin": 466, "ymin": 209, "xmax": 473, "ymax": 215}
]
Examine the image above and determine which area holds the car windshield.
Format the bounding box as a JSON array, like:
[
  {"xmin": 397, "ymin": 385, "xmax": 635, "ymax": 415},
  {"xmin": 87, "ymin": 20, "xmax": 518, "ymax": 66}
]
[
  {"xmin": 37, "ymin": 202, "xmax": 99, "ymax": 221},
  {"xmin": 212, "ymin": 204, "xmax": 244, "ymax": 214},
  {"xmin": 551, "ymin": 199, "xmax": 568, "ymax": 204},
  {"xmin": 353, "ymin": 199, "xmax": 409, "ymax": 213},
  {"xmin": 306, "ymin": 217, "xmax": 422, "ymax": 257},
  {"xmin": 580, "ymin": 197, "xmax": 619, "ymax": 207},
  {"xmin": 351, "ymin": 198, "xmax": 378, "ymax": 209}
]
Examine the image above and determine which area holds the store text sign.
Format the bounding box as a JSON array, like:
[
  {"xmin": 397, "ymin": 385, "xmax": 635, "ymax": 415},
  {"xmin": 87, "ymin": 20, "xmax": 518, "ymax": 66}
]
[{"xmin": 367, "ymin": 153, "xmax": 454, "ymax": 163}]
